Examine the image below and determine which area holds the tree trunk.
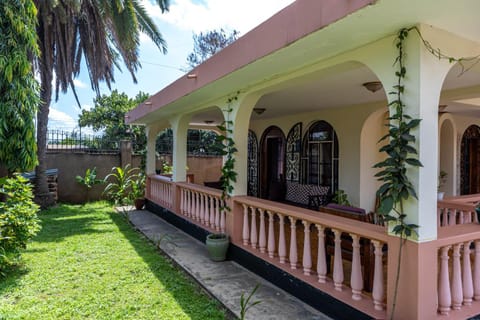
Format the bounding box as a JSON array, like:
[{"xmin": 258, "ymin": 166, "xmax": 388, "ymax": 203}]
[{"xmin": 34, "ymin": 77, "xmax": 55, "ymax": 209}]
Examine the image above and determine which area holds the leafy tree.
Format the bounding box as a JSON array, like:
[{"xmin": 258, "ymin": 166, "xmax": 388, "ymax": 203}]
[
  {"xmin": 186, "ymin": 28, "xmax": 239, "ymax": 69},
  {"xmin": 78, "ymin": 90, "xmax": 149, "ymax": 151},
  {"xmin": 0, "ymin": 0, "xmax": 40, "ymax": 174},
  {"xmin": 33, "ymin": 0, "xmax": 169, "ymax": 208}
]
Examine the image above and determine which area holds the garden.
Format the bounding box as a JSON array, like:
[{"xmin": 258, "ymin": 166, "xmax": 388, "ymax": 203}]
[{"xmin": 0, "ymin": 173, "xmax": 227, "ymax": 319}]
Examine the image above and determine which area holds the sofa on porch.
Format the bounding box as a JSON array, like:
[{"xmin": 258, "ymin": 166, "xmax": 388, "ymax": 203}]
[{"xmin": 267, "ymin": 180, "xmax": 332, "ymax": 210}]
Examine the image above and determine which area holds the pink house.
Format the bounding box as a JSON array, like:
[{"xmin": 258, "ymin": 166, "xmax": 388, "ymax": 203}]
[{"xmin": 127, "ymin": 1, "xmax": 480, "ymax": 318}]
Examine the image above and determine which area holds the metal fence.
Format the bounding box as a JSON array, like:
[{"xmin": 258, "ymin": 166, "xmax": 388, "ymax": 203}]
[{"xmin": 47, "ymin": 130, "xmax": 119, "ymax": 154}]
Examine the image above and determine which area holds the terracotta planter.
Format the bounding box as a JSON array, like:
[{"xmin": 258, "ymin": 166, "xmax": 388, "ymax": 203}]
[
  {"xmin": 134, "ymin": 198, "xmax": 145, "ymax": 210},
  {"xmin": 206, "ymin": 233, "xmax": 229, "ymax": 261}
]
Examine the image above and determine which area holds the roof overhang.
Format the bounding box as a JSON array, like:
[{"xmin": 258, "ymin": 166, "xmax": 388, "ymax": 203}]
[{"xmin": 126, "ymin": 0, "xmax": 480, "ymax": 125}]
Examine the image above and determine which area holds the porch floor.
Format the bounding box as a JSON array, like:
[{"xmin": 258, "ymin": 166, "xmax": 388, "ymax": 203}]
[{"xmin": 127, "ymin": 209, "xmax": 332, "ymax": 320}]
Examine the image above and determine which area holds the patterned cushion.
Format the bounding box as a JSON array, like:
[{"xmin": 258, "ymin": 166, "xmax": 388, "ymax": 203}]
[{"xmin": 285, "ymin": 182, "xmax": 330, "ymax": 205}]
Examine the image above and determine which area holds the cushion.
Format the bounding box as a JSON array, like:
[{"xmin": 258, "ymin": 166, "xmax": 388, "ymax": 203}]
[{"xmin": 285, "ymin": 182, "xmax": 330, "ymax": 205}]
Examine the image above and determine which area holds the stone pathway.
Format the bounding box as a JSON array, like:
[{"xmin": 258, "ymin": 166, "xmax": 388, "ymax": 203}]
[{"xmin": 127, "ymin": 209, "xmax": 332, "ymax": 320}]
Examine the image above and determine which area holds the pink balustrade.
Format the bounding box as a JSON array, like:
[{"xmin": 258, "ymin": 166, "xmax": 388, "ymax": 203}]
[
  {"xmin": 437, "ymin": 198, "xmax": 478, "ymax": 228},
  {"xmin": 176, "ymin": 182, "xmax": 226, "ymax": 233},
  {"xmin": 232, "ymin": 196, "xmax": 388, "ymax": 318},
  {"xmin": 437, "ymin": 224, "xmax": 480, "ymax": 317},
  {"xmin": 146, "ymin": 175, "xmax": 174, "ymax": 209}
]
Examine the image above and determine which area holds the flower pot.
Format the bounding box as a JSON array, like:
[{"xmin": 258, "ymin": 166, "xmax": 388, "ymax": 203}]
[
  {"xmin": 437, "ymin": 192, "xmax": 445, "ymax": 201},
  {"xmin": 134, "ymin": 198, "xmax": 145, "ymax": 210},
  {"xmin": 206, "ymin": 233, "xmax": 229, "ymax": 262}
]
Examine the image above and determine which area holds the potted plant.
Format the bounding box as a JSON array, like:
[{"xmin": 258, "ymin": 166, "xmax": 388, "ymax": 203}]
[
  {"xmin": 131, "ymin": 172, "xmax": 146, "ymax": 210},
  {"xmin": 205, "ymin": 233, "xmax": 229, "ymax": 261},
  {"xmin": 438, "ymin": 170, "xmax": 448, "ymax": 200}
]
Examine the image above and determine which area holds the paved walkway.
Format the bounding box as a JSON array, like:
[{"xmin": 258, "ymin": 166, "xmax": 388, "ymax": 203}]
[{"xmin": 127, "ymin": 209, "xmax": 332, "ymax": 320}]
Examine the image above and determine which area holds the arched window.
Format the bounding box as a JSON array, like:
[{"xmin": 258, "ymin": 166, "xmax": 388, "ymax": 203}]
[
  {"xmin": 302, "ymin": 121, "xmax": 338, "ymax": 192},
  {"xmin": 461, "ymin": 125, "xmax": 480, "ymax": 195}
]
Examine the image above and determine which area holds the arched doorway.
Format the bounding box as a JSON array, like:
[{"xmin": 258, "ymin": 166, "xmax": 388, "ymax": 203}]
[
  {"xmin": 461, "ymin": 125, "xmax": 480, "ymax": 195},
  {"xmin": 302, "ymin": 121, "xmax": 338, "ymax": 193},
  {"xmin": 259, "ymin": 126, "xmax": 286, "ymax": 200}
]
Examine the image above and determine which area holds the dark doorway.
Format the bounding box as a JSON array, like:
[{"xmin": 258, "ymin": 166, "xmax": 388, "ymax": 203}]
[
  {"xmin": 259, "ymin": 126, "xmax": 285, "ymax": 200},
  {"xmin": 461, "ymin": 125, "xmax": 480, "ymax": 194}
]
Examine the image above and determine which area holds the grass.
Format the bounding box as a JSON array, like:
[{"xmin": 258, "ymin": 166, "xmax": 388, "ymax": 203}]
[{"xmin": 0, "ymin": 202, "xmax": 226, "ymax": 320}]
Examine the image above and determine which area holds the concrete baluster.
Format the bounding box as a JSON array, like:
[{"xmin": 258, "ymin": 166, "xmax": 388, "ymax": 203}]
[
  {"xmin": 194, "ymin": 192, "xmax": 199, "ymax": 221},
  {"xmin": 372, "ymin": 240, "xmax": 385, "ymax": 311},
  {"xmin": 474, "ymin": 241, "xmax": 480, "ymax": 300},
  {"xmin": 199, "ymin": 193, "xmax": 205, "ymax": 225},
  {"xmin": 332, "ymin": 229, "xmax": 344, "ymax": 291},
  {"xmin": 214, "ymin": 197, "xmax": 220, "ymax": 231},
  {"xmin": 463, "ymin": 241, "xmax": 474, "ymax": 305},
  {"xmin": 448, "ymin": 209, "xmax": 454, "ymax": 226},
  {"xmin": 179, "ymin": 188, "xmax": 184, "ymax": 214},
  {"xmin": 302, "ymin": 221, "xmax": 312, "ymax": 276},
  {"xmin": 220, "ymin": 205, "xmax": 226, "ymax": 233},
  {"xmin": 289, "ymin": 217, "xmax": 298, "ymax": 269},
  {"xmin": 438, "ymin": 246, "xmax": 452, "ymax": 315},
  {"xmin": 452, "ymin": 244, "xmax": 463, "ymax": 310},
  {"xmin": 350, "ymin": 234, "xmax": 363, "ymax": 301},
  {"xmin": 258, "ymin": 209, "xmax": 266, "ymax": 254},
  {"xmin": 316, "ymin": 224, "xmax": 327, "ymax": 283},
  {"xmin": 267, "ymin": 211, "xmax": 276, "ymax": 258},
  {"xmin": 278, "ymin": 214, "xmax": 287, "ymax": 264},
  {"xmin": 242, "ymin": 204, "xmax": 250, "ymax": 246},
  {"xmin": 250, "ymin": 207, "xmax": 258, "ymax": 249},
  {"xmin": 209, "ymin": 196, "xmax": 215, "ymax": 227}
]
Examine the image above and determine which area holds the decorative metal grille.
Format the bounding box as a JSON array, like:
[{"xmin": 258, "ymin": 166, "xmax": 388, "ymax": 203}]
[
  {"xmin": 247, "ymin": 130, "xmax": 259, "ymax": 196},
  {"xmin": 460, "ymin": 125, "xmax": 480, "ymax": 194},
  {"xmin": 286, "ymin": 122, "xmax": 302, "ymax": 182}
]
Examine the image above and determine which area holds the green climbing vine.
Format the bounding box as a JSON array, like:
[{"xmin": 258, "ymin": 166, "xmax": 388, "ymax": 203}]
[
  {"xmin": 216, "ymin": 92, "xmax": 240, "ymax": 211},
  {"xmin": 374, "ymin": 27, "xmax": 421, "ymax": 319},
  {"xmin": 375, "ymin": 26, "xmax": 478, "ymax": 319}
]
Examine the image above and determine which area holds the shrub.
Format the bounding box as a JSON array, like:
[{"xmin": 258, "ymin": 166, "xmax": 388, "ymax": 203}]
[
  {"xmin": 104, "ymin": 165, "xmax": 140, "ymax": 205},
  {"xmin": 0, "ymin": 175, "xmax": 40, "ymax": 276}
]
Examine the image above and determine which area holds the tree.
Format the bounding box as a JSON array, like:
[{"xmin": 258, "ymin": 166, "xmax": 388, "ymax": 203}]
[
  {"xmin": 78, "ymin": 90, "xmax": 149, "ymax": 151},
  {"xmin": 33, "ymin": 0, "xmax": 169, "ymax": 208},
  {"xmin": 0, "ymin": 0, "xmax": 40, "ymax": 174},
  {"xmin": 186, "ymin": 28, "xmax": 239, "ymax": 69}
]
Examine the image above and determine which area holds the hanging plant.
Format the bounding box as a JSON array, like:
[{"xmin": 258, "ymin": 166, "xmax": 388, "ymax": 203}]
[{"xmin": 216, "ymin": 92, "xmax": 240, "ymax": 211}]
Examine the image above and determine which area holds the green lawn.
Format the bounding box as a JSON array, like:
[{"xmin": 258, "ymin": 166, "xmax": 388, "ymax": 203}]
[{"xmin": 0, "ymin": 202, "xmax": 226, "ymax": 320}]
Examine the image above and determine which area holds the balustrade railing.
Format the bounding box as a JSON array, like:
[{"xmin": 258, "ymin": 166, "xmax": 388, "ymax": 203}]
[
  {"xmin": 437, "ymin": 225, "xmax": 480, "ymax": 316},
  {"xmin": 176, "ymin": 182, "xmax": 226, "ymax": 233},
  {"xmin": 438, "ymin": 200, "xmax": 479, "ymax": 227},
  {"xmin": 147, "ymin": 175, "xmax": 174, "ymax": 209},
  {"xmin": 233, "ymin": 196, "xmax": 388, "ymax": 316}
]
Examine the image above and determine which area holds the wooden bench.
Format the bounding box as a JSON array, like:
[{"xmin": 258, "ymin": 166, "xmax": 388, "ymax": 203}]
[{"xmin": 319, "ymin": 203, "xmax": 385, "ymax": 293}]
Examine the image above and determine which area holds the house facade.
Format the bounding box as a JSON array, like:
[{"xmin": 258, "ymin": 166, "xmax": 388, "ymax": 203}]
[{"xmin": 127, "ymin": 1, "xmax": 480, "ymax": 318}]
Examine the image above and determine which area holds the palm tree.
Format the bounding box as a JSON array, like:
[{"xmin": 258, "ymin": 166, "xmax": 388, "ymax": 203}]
[{"xmin": 32, "ymin": 0, "xmax": 169, "ymax": 207}]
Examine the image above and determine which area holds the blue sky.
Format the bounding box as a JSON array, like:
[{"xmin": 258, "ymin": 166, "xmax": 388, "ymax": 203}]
[{"xmin": 49, "ymin": 0, "xmax": 295, "ymax": 133}]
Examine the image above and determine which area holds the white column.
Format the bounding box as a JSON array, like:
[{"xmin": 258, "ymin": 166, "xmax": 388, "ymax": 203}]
[
  {"xmin": 227, "ymin": 93, "xmax": 261, "ymax": 196},
  {"xmin": 358, "ymin": 25, "xmax": 454, "ymax": 241},
  {"xmin": 170, "ymin": 115, "xmax": 190, "ymax": 182},
  {"xmin": 145, "ymin": 124, "xmax": 165, "ymax": 175}
]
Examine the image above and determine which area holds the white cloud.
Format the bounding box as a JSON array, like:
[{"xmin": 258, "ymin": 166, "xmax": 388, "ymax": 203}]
[
  {"xmin": 141, "ymin": 0, "xmax": 295, "ymax": 34},
  {"xmin": 48, "ymin": 107, "xmax": 77, "ymax": 131},
  {"xmin": 80, "ymin": 104, "xmax": 93, "ymax": 111},
  {"xmin": 73, "ymin": 79, "xmax": 87, "ymax": 89}
]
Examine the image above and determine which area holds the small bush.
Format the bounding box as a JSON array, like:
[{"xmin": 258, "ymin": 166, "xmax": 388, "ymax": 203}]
[
  {"xmin": 0, "ymin": 175, "xmax": 40, "ymax": 276},
  {"xmin": 104, "ymin": 165, "xmax": 142, "ymax": 205}
]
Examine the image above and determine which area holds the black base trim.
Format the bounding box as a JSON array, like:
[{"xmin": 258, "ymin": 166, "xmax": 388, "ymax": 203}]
[{"xmin": 145, "ymin": 200, "xmax": 372, "ymax": 320}]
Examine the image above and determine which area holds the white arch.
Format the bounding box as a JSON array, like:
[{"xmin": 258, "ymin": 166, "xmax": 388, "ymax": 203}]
[
  {"xmin": 438, "ymin": 114, "xmax": 458, "ymax": 196},
  {"xmin": 359, "ymin": 107, "xmax": 388, "ymax": 212}
]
